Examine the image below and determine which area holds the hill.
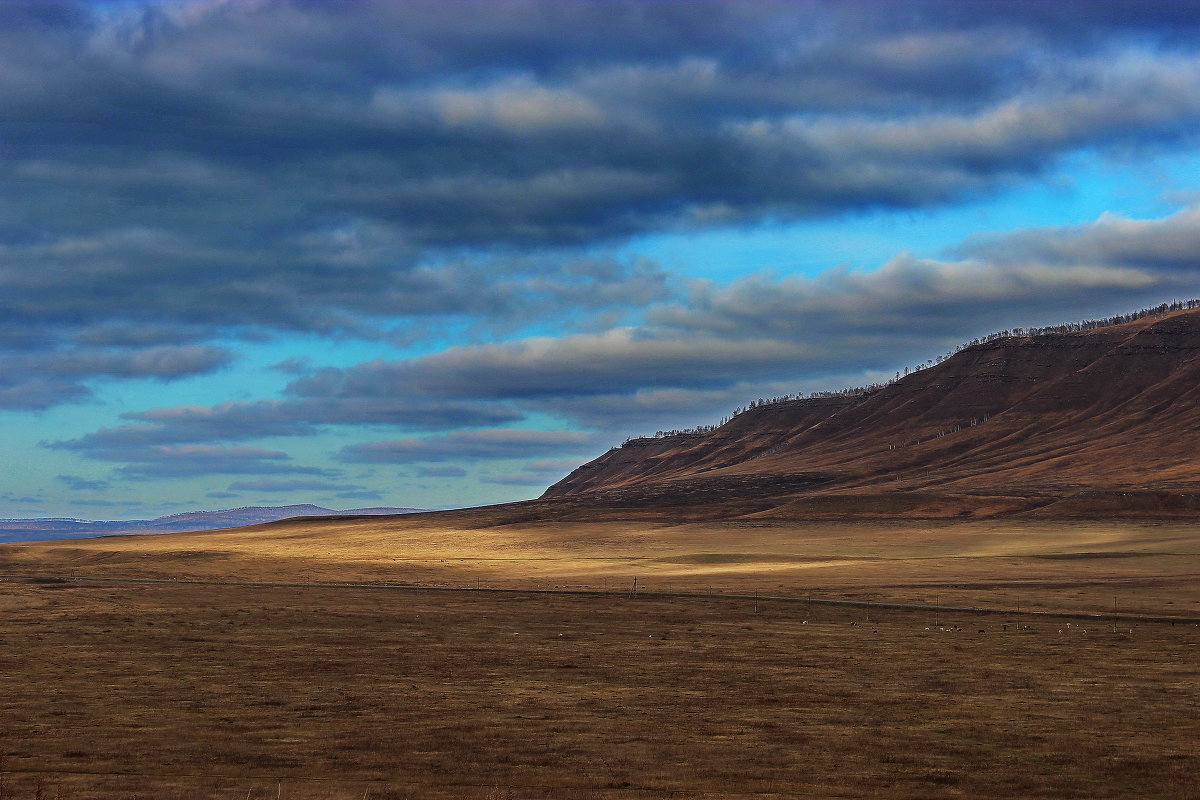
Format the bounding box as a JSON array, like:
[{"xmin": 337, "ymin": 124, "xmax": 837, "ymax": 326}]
[
  {"xmin": 0, "ymin": 504, "xmax": 424, "ymax": 543},
  {"xmin": 543, "ymin": 304, "xmax": 1200, "ymax": 519}
]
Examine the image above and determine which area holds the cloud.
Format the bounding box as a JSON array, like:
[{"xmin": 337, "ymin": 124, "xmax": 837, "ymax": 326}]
[
  {"xmin": 526, "ymin": 385, "xmax": 788, "ymax": 432},
  {"xmin": 483, "ymin": 458, "xmax": 582, "ymax": 486},
  {"xmin": 2, "ymin": 495, "xmax": 43, "ymax": 505},
  {"xmin": 0, "ymin": 344, "xmax": 232, "ymax": 410},
  {"xmin": 270, "ymin": 357, "xmax": 312, "ymax": 375},
  {"xmin": 226, "ymin": 479, "xmax": 365, "ymax": 493},
  {"xmin": 955, "ymin": 206, "xmax": 1200, "ymax": 272},
  {"xmin": 11, "ymin": 1, "xmax": 1200, "ymax": 506},
  {"xmin": 335, "ymin": 490, "xmax": 385, "ymax": 501},
  {"xmin": 377, "ymin": 76, "xmax": 606, "ymax": 133},
  {"xmin": 338, "ymin": 429, "xmax": 600, "ymax": 464},
  {"xmin": 0, "ymin": 223, "xmax": 671, "ymax": 337},
  {"xmin": 289, "ymin": 330, "xmax": 817, "ymax": 401},
  {"xmin": 67, "ymin": 498, "xmax": 127, "ymax": 508},
  {"xmin": 481, "ymin": 473, "xmax": 554, "ymax": 487},
  {"xmin": 44, "ymin": 438, "xmax": 332, "ymax": 479},
  {"xmin": 73, "ymin": 324, "xmax": 211, "ymax": 347},
  {"xmin": 522, "ymin": 459, "xmax": 581, "ymax": 474},
  {"xmin": 58, "ymin": 204, "xmax": 1200, "ymax": 473},
  {"xmin": 114, "ymin": 446, "xmax": 332, "ymax": 479},
  {"xmin": 0, "ymin": 222, "xmax": 667, "ymax": 410},
  {"xmin": 56, "ymin": 474, "xmax": 111, "ymax": 491},
  {"xmin": 651, "ymin": 259, "xmax": 1158, "ymax": 346},
  {"xmin": 417, "ymin": 466, "xmax": 467, "ymax": 478},
  {"xmin": 5, "ymin": 0, "xmax": 1200, "ymax": 413},
  {"xmin": 35, "ymin": 345, "xmax": 233, "ymax": 379},
  {"xmin": 267, "ymin": 207, "xmax": 1200, "ymax": 436},
  {"xmin": 48, "ymin": 202, "xmax": 1200, "ymax": 486},
  {"xmin": 41, "ymin": 396, "xmax": 524, "ymax": 451},
  {"xmin": 719, "ymin": 51, "xmax": 1200, "ymax": 211},
  {"xmin": 0, "ymin": 378, "xmax": 91, "ymax": 411}
]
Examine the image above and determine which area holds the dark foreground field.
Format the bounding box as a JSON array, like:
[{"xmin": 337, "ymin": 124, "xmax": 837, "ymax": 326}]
[{"xmin": 0, "ymin": 579, "xmax": 1196, "ymax": 799}]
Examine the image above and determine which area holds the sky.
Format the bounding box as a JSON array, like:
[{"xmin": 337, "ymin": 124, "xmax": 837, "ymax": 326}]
[{"xmin": 5, "ymin": 0, "xmax": 1200, "ymax": 519}]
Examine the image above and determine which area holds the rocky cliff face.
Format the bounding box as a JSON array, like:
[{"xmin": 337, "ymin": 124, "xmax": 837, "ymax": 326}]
[{"xmin": 543, "ymin": 308, "xmax": 1200, "ymax": 517}]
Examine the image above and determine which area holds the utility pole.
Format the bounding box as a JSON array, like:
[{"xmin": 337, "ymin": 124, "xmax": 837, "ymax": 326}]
[{"xmin": 630, "ymin": 576, "xmax": 638, "ymax": 597}]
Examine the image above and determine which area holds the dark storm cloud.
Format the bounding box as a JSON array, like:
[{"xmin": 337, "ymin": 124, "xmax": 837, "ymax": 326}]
[
  {"xmin": 338, "ymin": 429, "xmax": 600, "ymax": 464},
  {"xmin": 6, "ymin": 0, "xmax": 1200, "ymax": 412}
]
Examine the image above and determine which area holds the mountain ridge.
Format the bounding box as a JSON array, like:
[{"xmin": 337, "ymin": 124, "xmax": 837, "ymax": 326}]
[
  {"xmin": 543, "ymin": 304, "xmax": 1200, "ymax": 519},
  {"xmin": 0, "ymin": 504, "xmax": 425, "ymax": 544}
]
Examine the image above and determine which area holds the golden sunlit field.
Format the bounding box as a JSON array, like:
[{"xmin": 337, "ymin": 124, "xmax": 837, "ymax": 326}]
[
  {"xmin": 2, "ymin": 513, "xmax": 1199, "ymax": 798},
  {"xmin": 7, "ymin": 511, "xmax": 1200, "ymax": 616}
]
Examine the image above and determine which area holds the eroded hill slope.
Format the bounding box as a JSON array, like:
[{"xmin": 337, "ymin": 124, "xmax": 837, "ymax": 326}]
[{"xmin": 544, "ymin": 307, "xmax": 1200, "ymax": 517}]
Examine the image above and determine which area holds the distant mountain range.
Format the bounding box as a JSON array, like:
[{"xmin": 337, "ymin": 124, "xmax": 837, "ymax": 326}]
[{"xmin": 0, "ymin": 505, "xmax": 425, "ymax": 544}]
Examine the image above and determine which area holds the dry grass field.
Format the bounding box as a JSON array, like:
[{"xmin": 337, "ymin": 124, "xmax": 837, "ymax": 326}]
[
  {"xmin": 3, "ymin": 513, "xmax": 1200, "ymax": 798},
  {"xmin": 6, "ymin": 513, "xmax": 1200, "ymax": 617},
  {"xmin": 0, "ymin": 579, "xmax": 1197, "ymax": 800}
]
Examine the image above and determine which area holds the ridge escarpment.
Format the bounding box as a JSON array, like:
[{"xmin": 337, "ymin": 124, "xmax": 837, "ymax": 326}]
[{"xmin": 543, "ymin": 307, "xmax": 1200, "ymax": 517}]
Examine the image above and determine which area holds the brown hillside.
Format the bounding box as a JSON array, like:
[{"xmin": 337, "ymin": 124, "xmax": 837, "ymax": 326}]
[{"xmin": 543, "ymin": 307, "xmax": 1200, "ymax": 518}]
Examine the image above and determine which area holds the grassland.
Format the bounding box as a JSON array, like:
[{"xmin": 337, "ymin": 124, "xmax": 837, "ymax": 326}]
[
  {"xmin": 2, "ymin": 513, "xmax": 1199, "ymax": 798},
  {"xmin": 0, "ymin": 580, "xmax": 1197, "ymax": 799},
  {"xmin": 6, "ymin": 513, "xmax": 1200, "ymax": 616}
]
